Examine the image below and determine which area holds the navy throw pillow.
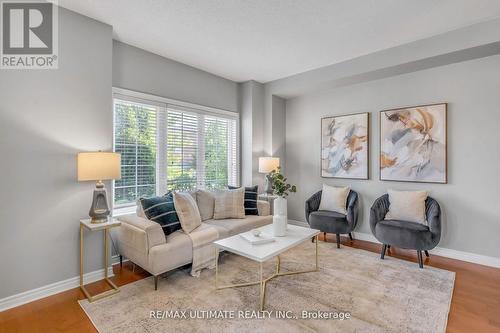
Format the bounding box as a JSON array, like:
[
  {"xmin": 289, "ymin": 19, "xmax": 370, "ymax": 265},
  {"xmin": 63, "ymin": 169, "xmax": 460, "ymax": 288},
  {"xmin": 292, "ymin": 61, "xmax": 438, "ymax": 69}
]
[
  {"xmin": 228, "ymin": 185, "xmax": 259, "ymax": 215},
  {"xmin": 139, "ymin": 192, "xmax": 181, "ymax": 236}
]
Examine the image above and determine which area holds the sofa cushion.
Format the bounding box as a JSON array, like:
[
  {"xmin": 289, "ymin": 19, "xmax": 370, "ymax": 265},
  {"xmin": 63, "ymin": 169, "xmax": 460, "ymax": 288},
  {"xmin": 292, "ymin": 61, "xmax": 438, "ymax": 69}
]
[
  {"xmin": 310, "ymin": 210, "xmax": 347, "ymax": 222},
  {"xmin": 173, "ymin": 192, "xmax": 202, "ymax": 233},
  {"xmin": 139, "ymin": 193, "xmax": 181, "ymax": 236},
  {"xmin": 375, "ymin": 219, "xmax": 433, "ymax": 250},
  {"xmin": 228, "ymin": 185, "xmax": 259, "ymax": 215},
  {"xmin": 213, "ymin": 188, "xmax": 245, "ymax": 220},
  {"xmin": 205, "ymin": 215, "xmax": 272, "ymax": 237},
  {"xmin": 309, "ymin": 210, "xmax": 350, "ymax": 234},
  {"xmin": 196, "ymin": 190, "xmax": 215, "ymax": 221}
]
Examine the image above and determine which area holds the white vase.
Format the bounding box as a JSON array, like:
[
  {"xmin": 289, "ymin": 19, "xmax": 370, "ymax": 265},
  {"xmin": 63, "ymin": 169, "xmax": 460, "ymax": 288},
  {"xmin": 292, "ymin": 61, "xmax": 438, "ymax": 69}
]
[{"xmin": 273, "ymin": 197, "xmax": 288, "ymax": 237}]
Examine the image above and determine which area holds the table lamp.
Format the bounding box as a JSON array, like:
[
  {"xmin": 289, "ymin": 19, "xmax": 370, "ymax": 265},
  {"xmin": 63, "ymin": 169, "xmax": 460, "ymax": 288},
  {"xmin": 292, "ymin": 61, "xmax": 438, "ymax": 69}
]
[
  {"xmin": 258, "ymin": 157, "xmax": 280, "ymax": 194},
  {"xmin": 77, "ymin": 152, "xmax": 121, "ymax": 223}
]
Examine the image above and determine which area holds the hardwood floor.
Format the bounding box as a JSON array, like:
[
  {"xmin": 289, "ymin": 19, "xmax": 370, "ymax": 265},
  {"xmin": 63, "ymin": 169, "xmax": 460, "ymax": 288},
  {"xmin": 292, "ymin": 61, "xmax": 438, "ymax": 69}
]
[{"xmin": 1, "ymin": 236, "xmax": 499, "ymax": 333}]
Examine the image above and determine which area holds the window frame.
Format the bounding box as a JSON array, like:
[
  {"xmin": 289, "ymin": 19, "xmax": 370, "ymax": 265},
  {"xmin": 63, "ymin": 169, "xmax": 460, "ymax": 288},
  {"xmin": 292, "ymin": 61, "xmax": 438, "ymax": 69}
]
[{"xmin": 112, "ymin": 88, "xmax": 240, "ymax": 215}]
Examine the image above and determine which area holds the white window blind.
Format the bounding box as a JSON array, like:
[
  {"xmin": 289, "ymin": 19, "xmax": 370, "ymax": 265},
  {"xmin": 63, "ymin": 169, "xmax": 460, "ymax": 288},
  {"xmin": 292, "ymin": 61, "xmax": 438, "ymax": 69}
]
[
  {"xmin": 203, "ymin": 115, "xmax": 238, "ymax": 189},
  {"xmin": 166, "ymin": 109, "xmax": 199, "ymax": 190},
  {"xmin": 166, "ymin": 106, "xmax": 238, "ymax": 191},
  {"xmin": 113, "ymin": 99, "xmax": 157, "ymax": 207},
  {"xmin": 112, "ymin": 90, "xmax": 239, "ymax": 208}
]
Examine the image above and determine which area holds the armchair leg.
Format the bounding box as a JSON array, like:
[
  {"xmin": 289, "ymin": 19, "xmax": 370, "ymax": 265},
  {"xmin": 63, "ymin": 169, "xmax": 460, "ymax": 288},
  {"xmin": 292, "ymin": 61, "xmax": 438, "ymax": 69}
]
[
  {"xmin": 417, "ymin": 251, "xmax": 424, "ymax": 268},
  {"xmin": 119, "ymin": 255, "xmax": 123, "ymax": 267},
  {"xmin": 424, "ymin": 250, "xmax": 429, "ymax": 257},
  {"xmin": 154, "ymin": 275, "xmax": 159, "ymax": 290},
  {"xmin": 348, "ymin": 233, "xmax": 353, "ymax": 241},
  {"xmin": 380, "ymin": 244, "xmax": 387, "ymax": 259},
  {"xmin": 336, "ymin": 233, "xmax": 340, "ymax": 249}
]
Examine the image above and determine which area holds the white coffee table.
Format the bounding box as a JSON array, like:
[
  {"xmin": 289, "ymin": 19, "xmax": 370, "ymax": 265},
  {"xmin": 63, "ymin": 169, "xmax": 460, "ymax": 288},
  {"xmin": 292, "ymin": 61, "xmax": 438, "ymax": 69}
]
[{"xmin": 214, "ymin": 224, "xmax": 320, "ymax": 310}]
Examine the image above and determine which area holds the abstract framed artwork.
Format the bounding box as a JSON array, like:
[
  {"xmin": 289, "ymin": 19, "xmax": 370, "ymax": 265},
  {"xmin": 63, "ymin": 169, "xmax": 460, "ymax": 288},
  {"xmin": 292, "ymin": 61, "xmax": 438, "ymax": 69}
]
[
  {"xmin": 321, "ymin": 112, "xmax": 369, "ymax": 179},
  {"xmin": 379, "ymin": 103, "xmax": 447, "ymax": 183}
]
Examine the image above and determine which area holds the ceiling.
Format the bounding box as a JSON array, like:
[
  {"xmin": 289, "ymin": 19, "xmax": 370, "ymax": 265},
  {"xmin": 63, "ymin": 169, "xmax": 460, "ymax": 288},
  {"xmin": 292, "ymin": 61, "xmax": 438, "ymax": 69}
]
[{"xmin": 58, "ymin": 0, "xmax": 500, "ymax": 83}]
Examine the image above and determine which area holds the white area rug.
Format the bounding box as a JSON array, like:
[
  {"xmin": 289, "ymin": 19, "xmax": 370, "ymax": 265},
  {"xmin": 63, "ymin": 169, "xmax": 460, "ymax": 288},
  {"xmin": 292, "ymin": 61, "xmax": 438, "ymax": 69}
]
[{"xmin": 80, "ymin": 242, "xmax": 454, "ymax": 333}]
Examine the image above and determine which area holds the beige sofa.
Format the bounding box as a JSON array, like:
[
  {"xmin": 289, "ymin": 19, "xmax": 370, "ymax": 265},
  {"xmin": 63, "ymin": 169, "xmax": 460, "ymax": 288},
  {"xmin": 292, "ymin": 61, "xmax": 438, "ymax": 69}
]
[{"xmin": 116, "ymin": 197, "xmax": 272, "ymax": 289}]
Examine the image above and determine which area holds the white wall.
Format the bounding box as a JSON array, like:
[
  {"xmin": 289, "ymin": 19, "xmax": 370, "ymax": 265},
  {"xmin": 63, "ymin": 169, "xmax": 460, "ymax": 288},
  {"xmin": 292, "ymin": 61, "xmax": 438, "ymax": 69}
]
[
  {"xmin": 0, "ymin": 8, "xmax": 113, "ymax": 298},
  {"xmin": 113, "ymin": 41, "xmax": 238, "ymax": 112},
  {"xmin": 285, "ymin": 54, "xmax": 500, "ymax": 258}
]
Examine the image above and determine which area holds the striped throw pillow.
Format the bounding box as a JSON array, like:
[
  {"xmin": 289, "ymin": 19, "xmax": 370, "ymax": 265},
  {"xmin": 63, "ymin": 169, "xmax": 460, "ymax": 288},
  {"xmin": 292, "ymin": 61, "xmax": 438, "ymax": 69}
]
[
  {"xmin": 139, "ymin": 192, "xmax": 181, "ymax": 236},
  {"xmin": 228, "ymin": 185, "xmax": 259, "ymax": 215}
]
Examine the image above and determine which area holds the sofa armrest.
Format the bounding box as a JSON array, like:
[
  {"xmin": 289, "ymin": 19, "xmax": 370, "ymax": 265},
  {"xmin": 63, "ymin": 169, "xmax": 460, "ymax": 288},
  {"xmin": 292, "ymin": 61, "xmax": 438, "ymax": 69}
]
[
  {"xmin": 117, "ymin": 214, "xmax": 166, "ymax": 253},
  {"xmin": 257, "ymin": 200, "xmax": 271, "ymax": 216}
]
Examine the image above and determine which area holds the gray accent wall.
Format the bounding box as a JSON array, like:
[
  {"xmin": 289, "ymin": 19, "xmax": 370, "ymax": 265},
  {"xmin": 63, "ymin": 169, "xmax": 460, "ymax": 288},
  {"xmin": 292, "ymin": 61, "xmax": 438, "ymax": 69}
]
[
  {"xmin": 113, "ymin": 41, "xmax": 238, "ymax": 112},
  {"xmin": 239, "ymin": 81, "xmax": 265, "ymax": 188},
  {"xmin": 0, "ymin": 8, "xmax": 113, "ymax": 298},
  {"xmin": 270, "ymin": 95, "xmax": 286, "ymax": 172},
  {"xmin": 285, "ymin": 54, "xmax": 500, "ymax": 258},
  {"xmin": 263, "ymin": 18, "xmax": 500, "ymax": 175}
]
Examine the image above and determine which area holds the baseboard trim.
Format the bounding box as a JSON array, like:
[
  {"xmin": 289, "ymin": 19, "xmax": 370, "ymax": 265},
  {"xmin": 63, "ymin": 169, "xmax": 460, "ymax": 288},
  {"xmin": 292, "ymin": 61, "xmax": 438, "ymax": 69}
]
[
  {"xmin": 289, "ymin": 220, "xmax": 500, "ymax": 268},
  {"xmin": 0, "ymin": 266, "xmax": 114, "ymax": 312}
]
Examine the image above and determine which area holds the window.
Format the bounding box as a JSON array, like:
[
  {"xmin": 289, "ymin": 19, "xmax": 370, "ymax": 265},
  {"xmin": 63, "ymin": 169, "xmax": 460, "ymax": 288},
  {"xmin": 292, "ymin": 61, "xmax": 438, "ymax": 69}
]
[
  {"xmin": 113, "ymin": 90, "xmax": 239, "ymax": 208},
  {"xmin": 113, "ymin": 99, "xmax": 157, "ymax": 206}
]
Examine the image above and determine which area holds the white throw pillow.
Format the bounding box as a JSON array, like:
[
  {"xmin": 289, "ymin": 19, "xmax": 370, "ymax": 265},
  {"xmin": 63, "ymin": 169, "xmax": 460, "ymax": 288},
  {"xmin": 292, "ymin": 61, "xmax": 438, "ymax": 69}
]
[
  {"xmin": 213, "ymin": 188, "xmax": 245, "ymax": 220},
  {"xmin": 385, "ymin": 189, "xmax": 428, "ymax": 224},
  {"xmin": 318, "ymin": 184, "xmax": 350, "ymax": 214},
  {"xmin": 173, "ymin": 192, "xmax": 202, "ymax": 233}
]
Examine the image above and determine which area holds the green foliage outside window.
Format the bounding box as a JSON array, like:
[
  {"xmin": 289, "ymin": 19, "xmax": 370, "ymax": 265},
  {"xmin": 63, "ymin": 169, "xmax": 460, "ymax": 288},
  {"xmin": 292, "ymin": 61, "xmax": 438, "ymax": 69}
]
[{"xmin": 114, "ymin": 103, "xmax": 157, "ymax": 205}]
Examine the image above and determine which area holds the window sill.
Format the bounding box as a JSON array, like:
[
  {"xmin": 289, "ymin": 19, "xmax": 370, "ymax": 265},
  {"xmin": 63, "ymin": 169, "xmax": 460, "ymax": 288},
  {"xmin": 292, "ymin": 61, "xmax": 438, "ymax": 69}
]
[{"xmin": 112, "ymin": 206, "xmax": 136, "ymax": 217}]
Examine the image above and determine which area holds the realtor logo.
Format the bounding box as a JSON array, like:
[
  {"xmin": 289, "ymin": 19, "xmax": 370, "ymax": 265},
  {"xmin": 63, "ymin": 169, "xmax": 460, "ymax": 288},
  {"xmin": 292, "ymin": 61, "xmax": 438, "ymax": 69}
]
[{"xmin": 1, "ymin": 0, "xmax": 58, "ymax": 69}]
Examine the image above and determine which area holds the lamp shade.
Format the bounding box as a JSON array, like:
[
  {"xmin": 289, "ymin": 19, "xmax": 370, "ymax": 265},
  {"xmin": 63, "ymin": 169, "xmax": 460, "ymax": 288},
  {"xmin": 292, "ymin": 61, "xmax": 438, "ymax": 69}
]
[
  {"xmin": 77, "ymin": 152, "xmax": 121, "ymax": 181},
  {"xmin": 258, "ymin": 157, "xmax": 280, "ymax": 173}
]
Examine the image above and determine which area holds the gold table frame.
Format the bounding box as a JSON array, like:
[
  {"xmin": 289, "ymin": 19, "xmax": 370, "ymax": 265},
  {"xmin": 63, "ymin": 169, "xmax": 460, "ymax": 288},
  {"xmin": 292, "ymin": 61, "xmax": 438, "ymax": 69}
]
[
  {"xmin": 80, "ymin": 220, "xmax": 120, "ymax": 302},
  {"xmin": 215, "ymin": 234, "xmax": 319, "ymax": 310}
]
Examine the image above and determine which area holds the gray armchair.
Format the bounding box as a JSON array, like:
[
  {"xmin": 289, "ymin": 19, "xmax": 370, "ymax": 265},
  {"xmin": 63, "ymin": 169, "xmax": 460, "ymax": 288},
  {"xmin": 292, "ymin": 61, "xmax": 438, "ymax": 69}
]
[
  {"xmin": 370, "ymin": 194, "xmax": 441, "ymax": 268},
  {"xmin": 305, "ymin": 190, "xmax": 359, "ymax": 248}
]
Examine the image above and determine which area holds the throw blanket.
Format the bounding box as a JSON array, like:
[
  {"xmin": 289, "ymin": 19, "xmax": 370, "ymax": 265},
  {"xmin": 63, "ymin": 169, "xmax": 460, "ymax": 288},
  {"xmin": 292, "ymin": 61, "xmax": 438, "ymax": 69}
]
[{"xmin": 187, "ymin": 223, "xmax": 219, "ymax": 277}]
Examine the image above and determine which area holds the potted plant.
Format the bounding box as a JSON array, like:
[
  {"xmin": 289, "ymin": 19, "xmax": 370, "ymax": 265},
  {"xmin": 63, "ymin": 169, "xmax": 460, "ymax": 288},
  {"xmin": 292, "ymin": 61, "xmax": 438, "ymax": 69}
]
[{"xmin": 268, "ymin": 167, "xmax": 297, "ymax": 236}]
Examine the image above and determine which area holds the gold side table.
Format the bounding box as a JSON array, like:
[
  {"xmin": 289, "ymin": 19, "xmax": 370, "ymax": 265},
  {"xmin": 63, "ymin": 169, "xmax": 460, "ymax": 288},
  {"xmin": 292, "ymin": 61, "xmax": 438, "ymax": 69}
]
[{"xmin": 80, "ymin": 218, "xmax": 121, "ymax": 302}]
